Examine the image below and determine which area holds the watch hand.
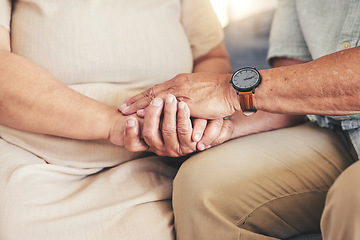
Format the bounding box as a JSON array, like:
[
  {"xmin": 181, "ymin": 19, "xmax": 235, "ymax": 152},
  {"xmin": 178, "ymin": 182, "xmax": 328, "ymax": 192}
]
[{"xmin": 244, "ymin": 75, "xmax": 256, "ymax": 81}]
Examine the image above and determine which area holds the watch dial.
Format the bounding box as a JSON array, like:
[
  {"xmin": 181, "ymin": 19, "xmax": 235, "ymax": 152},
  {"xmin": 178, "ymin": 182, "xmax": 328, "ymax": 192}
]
[{"xmin": 232, "ymin": 68, "xmax": 260, "ymax": 91}]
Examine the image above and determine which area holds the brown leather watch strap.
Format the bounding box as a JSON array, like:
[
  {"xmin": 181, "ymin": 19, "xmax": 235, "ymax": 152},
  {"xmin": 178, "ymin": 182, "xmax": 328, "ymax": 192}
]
[{"xmin": 238, "ymin": 92, "xmax": 256, "ymax": 113}]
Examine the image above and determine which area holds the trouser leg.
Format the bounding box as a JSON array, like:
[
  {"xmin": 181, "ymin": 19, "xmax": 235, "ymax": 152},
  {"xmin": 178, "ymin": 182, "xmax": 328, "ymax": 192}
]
[
  {"xmin": 173, "ymin": 122, "xmax": 355, "ymax": 240},
  {"xmin": 321, "ymin": 160, "xmax": 360, "ymax": 240}
]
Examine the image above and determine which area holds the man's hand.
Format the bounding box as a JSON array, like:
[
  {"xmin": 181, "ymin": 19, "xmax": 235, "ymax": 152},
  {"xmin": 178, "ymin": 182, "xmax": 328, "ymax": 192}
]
[
  {"xmin": 119, "ymin": 72, "xmax": 240, "ymax": 119},
  {"xmin": 123, "ymin": 94, "xmax": 233, "ymax": 157}
]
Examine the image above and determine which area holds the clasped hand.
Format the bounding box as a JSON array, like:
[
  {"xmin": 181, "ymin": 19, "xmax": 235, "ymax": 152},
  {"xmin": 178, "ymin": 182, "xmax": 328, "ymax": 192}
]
[
  {"xmin": 122, "ymin": 94, "xmax": 233, "ymax": 157},
  {"xmin": 119, "ymin": 72, "xmax": 238, "ymax": 119}
]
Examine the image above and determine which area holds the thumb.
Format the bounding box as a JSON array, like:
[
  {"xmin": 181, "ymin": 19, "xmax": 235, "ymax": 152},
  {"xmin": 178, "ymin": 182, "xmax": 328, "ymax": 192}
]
[{"xmin": 124, "ymin": 117, "xmax": 149, "ymax": 152}]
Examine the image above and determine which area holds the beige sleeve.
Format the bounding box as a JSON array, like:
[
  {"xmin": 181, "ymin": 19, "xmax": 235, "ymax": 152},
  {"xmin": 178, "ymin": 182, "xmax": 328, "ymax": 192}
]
[
  {"xmin": 180, "ymin": 0, "xmax": 224, "ymax": 60},
  {"xmin": 0, "ymin": 0, "xmax": 12, "ymax": 31}
]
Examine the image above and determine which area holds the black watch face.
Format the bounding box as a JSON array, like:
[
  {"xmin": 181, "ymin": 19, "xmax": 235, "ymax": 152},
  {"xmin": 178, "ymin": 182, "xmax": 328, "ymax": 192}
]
[{"xmin": 231, "ymin": 67, "xmax": 261, "ymax": 92}]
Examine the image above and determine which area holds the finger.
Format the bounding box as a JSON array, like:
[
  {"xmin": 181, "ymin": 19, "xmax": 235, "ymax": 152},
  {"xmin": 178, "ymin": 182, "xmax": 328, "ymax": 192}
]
[
  {"xmin": 210, "ymin": 119, "xmax": 234, "ymax": 146},
  {"xmin": 124, "ymin": 117, "xmax": 149, "ymax": 152},
  {"xmin": 142, "ymin": 98, "xmax": 164, "ymax": 150},
  {"xmin": 162, "ymin": 95, "xmax": 180, "ymax": 154},
  {"xmin": 192, "ymin": 118, "xmax": 207, "ymax": 142},
  {"xmin": 119, "ymin": 88, "xmax": 155, "ymax": 115},
  {"xmin": 119, "ymin": 97, "xmax": 152, "ymax": 115},
  {"xmin": 177, "ymin": 101, "xmax": 197, "ymax": 155},
  {"xmin": 197, "ymin": 118, "xmax": 223, "ymax": 151},
  {"xmin": 119, "ymin": 85, "xmax": 168, "ymax": 115},
  {"xmin": 136, "ymin": 109, "xmax": 145, "ymax": 118}
]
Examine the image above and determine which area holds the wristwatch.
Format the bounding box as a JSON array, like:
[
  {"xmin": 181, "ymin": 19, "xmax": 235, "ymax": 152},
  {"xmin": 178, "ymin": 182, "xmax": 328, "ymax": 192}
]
[{"xmin": 230, "ymin": 67, "xmax": 261, "ymax": 116}]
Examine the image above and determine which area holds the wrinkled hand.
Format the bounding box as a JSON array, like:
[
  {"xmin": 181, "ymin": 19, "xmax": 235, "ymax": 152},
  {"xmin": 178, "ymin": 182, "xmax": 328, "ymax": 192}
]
[
  {"xmin": 123, "ymin": 94, "xmax": 233, "ymax": 157},
  {"xmin": 119, "ymin": 72, "xmax": 240, "ymax": 119}
]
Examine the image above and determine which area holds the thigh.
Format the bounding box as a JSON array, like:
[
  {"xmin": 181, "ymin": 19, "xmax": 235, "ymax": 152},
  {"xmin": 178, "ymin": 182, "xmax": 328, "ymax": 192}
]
[
  {"xmin": 173, "ymin": 122, "xmax": 355, "ymax": 240},
  {"xmin": 321, "ymin": 160, "xmax": 360, "ymax": 240},
  {"xmin": 0, "ymin": 139, "xmax": 177, "ymax": 240}
]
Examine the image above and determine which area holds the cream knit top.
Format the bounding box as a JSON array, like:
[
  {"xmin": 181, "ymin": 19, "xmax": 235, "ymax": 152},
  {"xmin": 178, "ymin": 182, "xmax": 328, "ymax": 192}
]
[{"xmin": 0, "ymin": 0, "xmax": 223, "ymax": 168}]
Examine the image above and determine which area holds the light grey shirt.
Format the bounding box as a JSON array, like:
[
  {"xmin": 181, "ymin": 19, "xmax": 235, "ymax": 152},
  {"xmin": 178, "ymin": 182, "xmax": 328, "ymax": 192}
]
[{"xmin": 267, "ymin": 0, "xmax": 360, "ymax": 158}]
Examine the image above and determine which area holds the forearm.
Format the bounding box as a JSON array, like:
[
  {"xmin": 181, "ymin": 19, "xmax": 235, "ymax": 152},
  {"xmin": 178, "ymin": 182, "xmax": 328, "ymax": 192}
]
[
  {"xmin": 230, "ymin": 111, "xmax": 305, "ymax": 139},
  {"xmin": 255, "ymin": 46, "xmax": 360, "ymax": 115},
  {"xmin": 0, "ymin": 50, "xmax": 122, "ymax": 141},
  {"xmin": 228, "ymin": 57, "xmax": 306, "ymax": 139},
  {"xmin": 121, "ymin": 44, "xmax": 360, "ymax": 120},
  {"xmin": 192, "ymin": 42, "xmax": 232, "ymax": 73}
]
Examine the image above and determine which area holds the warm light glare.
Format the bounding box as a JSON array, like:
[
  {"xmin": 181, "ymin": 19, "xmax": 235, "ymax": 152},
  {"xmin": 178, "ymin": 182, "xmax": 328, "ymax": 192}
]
[
  {"xmin": 211, "ymin": 0, "xmax": 277, "ymax": 27},
  {"xmin": 210, "ymin": 0, "xmax": 229, "ymax": 27},
  {"xmin": 228, "ymin": 0, "xmax": 277, "ymax": 22}
]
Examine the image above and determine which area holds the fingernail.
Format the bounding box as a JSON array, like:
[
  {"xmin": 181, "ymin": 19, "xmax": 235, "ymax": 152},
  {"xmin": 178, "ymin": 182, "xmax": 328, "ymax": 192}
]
[
  {"xmin": 198, "ymin": 143, "xmax": 205, "ymax": 151},
  {"xmin": 178, "ymin": 102, "xmax": 186, "ymax": 109},
  {"xmin": 127, "ymin": 119, "xmax": 136, "ymax": 127},
  {"xmin": 137, "ymin": 109, "xmax": 145, "ymax": 115},
  {"xmin": 152, "ymin": 98, "xmax": 162, "ymax": 107},
  {"xmin": 121, "ymin": 105, "xmax": 130, "ymax": 112},
  {"xmin": 166, "ymin": 95, "xmax": 174, "ymax": 103},
  {"xmin": 194, "ymin": 133, "xmax": 201, "ymax": 142},
  {"xmin": 119, "ymin": 103, "xmax": 128, "ymax": 111}
]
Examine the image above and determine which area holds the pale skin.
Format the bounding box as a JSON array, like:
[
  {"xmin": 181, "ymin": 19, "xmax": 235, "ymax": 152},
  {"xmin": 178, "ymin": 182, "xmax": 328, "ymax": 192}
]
[
  {"xmin": 0, "ymin": 25, "xmax": 232, "ymax": 156},
  {"xmin": 0, "ymin": 26, "xmax": 125, "ymax": 144},
  {"xmin": 120, "ymin": 46, "xmax": 360, "ymax": 140}
]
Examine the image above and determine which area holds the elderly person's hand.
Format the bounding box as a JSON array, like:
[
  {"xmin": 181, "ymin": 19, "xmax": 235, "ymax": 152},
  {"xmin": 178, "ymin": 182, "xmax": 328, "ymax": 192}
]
[
  {"xmin": 119, "ymin": 72, "xmax": 240, "ymax": 119},
  {"xmin": 123, "ymin": 94, "xmax": 233, "ymax": 157}
]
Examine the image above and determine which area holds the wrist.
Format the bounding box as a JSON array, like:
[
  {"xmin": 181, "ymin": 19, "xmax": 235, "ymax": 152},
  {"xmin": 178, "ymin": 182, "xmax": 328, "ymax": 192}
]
[
  {"xmin": 227, "ymin": 80, "xmax": 242, "ymax": 112},
  {"xmin": 252, "ymin": 69, "xmax": 266, "ymax": 111},
  {"xmin": 103, "ymin": 108, "xmax": 127, "ymax": 145},
  {"xmin": 220, "ymin": 73, "xmax": 241, "ymax": 113},
  {"xmin": 229, "ymin": 67, "xmax": 261, "ymax": 115}
]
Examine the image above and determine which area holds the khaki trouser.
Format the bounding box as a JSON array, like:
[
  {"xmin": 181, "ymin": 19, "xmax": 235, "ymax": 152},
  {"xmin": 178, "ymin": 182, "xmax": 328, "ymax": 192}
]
[{"xmin": 173, "ymin": 122, "xmax": 358, "ymax": 240}]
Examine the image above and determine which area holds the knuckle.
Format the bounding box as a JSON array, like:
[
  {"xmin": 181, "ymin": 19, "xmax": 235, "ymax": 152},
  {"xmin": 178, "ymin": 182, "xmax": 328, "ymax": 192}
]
[
  {"xmin": 169, "ymin": 152, "xmax": 180, "ymax": 158},
  {"xmin": 161, "ymin": 147, "xmax": 179, "ymax": 158},
  {"xmin": 151, "ymin": 147, "xmax": 165, "ymax": 157},
  {"xmin": 174, "ymin": 73, "xmax": 186, "ymax": 80},
  {"xmin": 141, "ymin": 89, "xmax": 150, "ymax": 98},
  {"xmin": 212, "ymin": 119, "xmax": 224, "ymax": 127},
  {"xmin": 162, "ymin": 127, "xmax": 176, "ymax": 136},
  {"xmin": 177, "ymin": 125, "xmax": 190, "ymax": 136},
  {"xmin": 125, "ymin": 144, "xmax": 140, "ymax": 152},
  {"xmin": 179, "ymin": 146, "xmax": 195, "ymax": 156},
  {"xmin": 143, "ymin": 87, "xmax": 156, "ymax": 104},
  {"xmin": 210, "ymin": 140, "xmax": 221, "ymax": 147},
  {"xmin": 124, "ymin": 144, "xmax": 133, "ymax": 151},
  {"xmin": 157, "ymin": 152, "xmax": 168, "ymax": 157},
  {"xmin": 224, "ymin": 123, "xmax": 233, "ymax": 132},
  {"xmin": 223, "ymin": 121, "xmax": 234, "ymax": 133},
  {"xmin": 176, "ymin": 113, "xmax": 188, "ymax": 121}
]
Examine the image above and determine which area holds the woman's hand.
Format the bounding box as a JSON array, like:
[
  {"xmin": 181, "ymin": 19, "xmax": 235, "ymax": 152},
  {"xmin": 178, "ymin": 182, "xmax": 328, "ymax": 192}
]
[
  {"xmin": 107, "ymin": 112, "xmax": 143, "ymax": 147},
  {"xmin": 123, "ymin": 94, "xmax": 234, "ymax": 157}
]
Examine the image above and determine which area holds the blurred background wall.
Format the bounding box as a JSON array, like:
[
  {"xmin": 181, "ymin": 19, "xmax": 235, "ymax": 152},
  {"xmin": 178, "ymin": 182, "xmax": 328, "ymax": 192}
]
[{"xmin": 210, "ymin": 0, "xmax": 278, "ymax": 71}]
